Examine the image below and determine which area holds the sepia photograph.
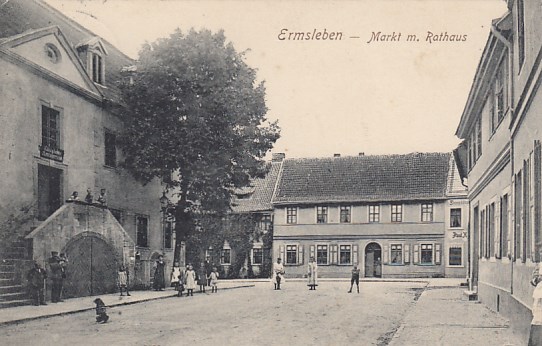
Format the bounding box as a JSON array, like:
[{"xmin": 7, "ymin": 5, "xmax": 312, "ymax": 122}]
[{"xmin": 0, "ymin": 0, "xmax": 539, "ymax": 345}]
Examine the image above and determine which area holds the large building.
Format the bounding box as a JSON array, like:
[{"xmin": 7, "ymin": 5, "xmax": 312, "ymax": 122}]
[
  {"xmin": 0, "ymin": 0, "xmax": 173, "ymax": 306},
  {"xmin": 455, "ymin": 2, "xmax": 542, "ymax": 340},
  {"xmin": 271, "ymin": 152, "xmax": 468, "ymax": 279}
]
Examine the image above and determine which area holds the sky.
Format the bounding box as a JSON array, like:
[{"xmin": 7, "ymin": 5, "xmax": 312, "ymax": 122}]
[{"xmin": 46, "ymin": 0, "xmax": 507, "ymax": 159}]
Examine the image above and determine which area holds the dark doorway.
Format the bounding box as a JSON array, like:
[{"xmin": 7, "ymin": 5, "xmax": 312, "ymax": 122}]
[
  {"xmin": 63, "ymin": 235, "xmax": 118, "ymax": 298},
  {"xmin": 38, "ymin": 164, "xmax": 63, "ymax": 220},
  {"xmin": 365, "ymin": 242, "xmax": 382, "ymax": 278}
]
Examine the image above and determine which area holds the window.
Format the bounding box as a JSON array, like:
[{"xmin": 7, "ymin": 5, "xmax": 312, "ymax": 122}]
[
  {"xmin": 104, "ymin": 131, "xmax": 117, "ymax": 167},
  {"xmin": 449, "ymin": 247, "xmax": 462, "ymax": 266},
  {"xmin": 110, "ymin": 208, "xmax": 124, "ymax": 225},
  {"xmin": 390, "ymin": 244, "xmax": 403, "ymax": 264},
  {"xmin": 517, "ymin": 0, "xmax": 525, "ymax": 68},
  {"xmin": 339, "ymin": 245, "xmax": 351, "ymax": 265},
  {"xmin": 316, "ymin": 206, "xmax": 328, "ymax": 223},
  {"xmin": 286, "ymin": 207, "xmax": 297, "ymax": 224},
  {"xmin": 500, "ymin": 194, "xmax": 509, "ymax": 259},
  {"xmin": 340, "ymin": 206, "xmax": 351, "ymax": 223},
  {"xmin": 420, "ymin": 244, "xmax": 433, "ymax": 264},
  {"xmin": 91, "ymin": 52, "xmax": 103, "ymax": 84},
  {"xmin": 44, "ymin": 43, "xmax": 61, "ymax": 64},
  {"xmin": 421, "ymin": 203, "xmax": 433, "ymax": 222},
  {"xmin": 468, "ymin": 117, "xmax": 482, "ymax": 170},
  {"xmin": 41, "ymin": 105, "xmax": 60, "ymax": 150},
  {"xmin": 391, "ymin": 204, "xmax": 402, "ymax": 222},
  {"xmin": 286, "ymin": 245, "xmax": 297, "ymax": 264},
  {"xmin": 252, "ymin": 248, "xmax": 263, "ymax": 265},
  {"xmin": 489, "ymin": 203, "xmax": 495, "ymax": 258},
  {"xmin": 316, "ymin": 245, "xmax": 328, "ymax": 265},
  {"xmin": 259, "ymin": 214, "xmax": 272, "ymax": 231},
  {"xmin": 221, "ymin": 248, "xmax": 231, "ymax": 265},
  {"xmin": 491, "ymin": 58, "xmax": 508, "ymax": 133},
  {"xmin": 164, "ymin": 220, "xmax": 173, "ymax": 249},
  {"xmin": 450, "ymin": 208, "xmax": 461, "ymax": 228},
  {"xmin": 136, "ymin": 215, "xmax": 148, "ymax": 247},
  {"xmin": 369, "ymin": 205, "xmax": 380, "ymax": 223}
]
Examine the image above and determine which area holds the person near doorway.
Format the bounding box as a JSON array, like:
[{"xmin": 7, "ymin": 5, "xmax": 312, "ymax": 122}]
[
  {"xmin": 184, "ymin": 264, "xmax": 196, "ymax": 296},
  {"xmin": 48, "ymin": 251, "xmax": 63, "ymax": 303},
  {"xmin": 152, "ymin": 255, "xmax": 166, "ymax": 291},
  {"xmin": 374, "ymin": 257, "xmax": 382, "ymax": 277},
  {"xmin": 529, "ymin": 262, "xmax": 542, "ymax": 345},
  {"xmin": 348, "ymin": 264, "xmax": 360, "ymax": 293},
  {"xmin": 307, "ymin": 256, "xmax": 318, "ymax": 290},
  {"xmin": 170, "ymin": 262, "xmax": 183, "ymax": 297},
  {"xmin": 272, "ymin": 258, "xmax": 285, "ymax": 290},
  {"xmin": 27, "ymin": 261, "xmax": 47, "ymax": 306},
  {"xmin": 197, "ymin": 262, "xmax": 207, "ymax": 293},
  {"xmin": 118, "ymin": 265, "xmax": 130, "ymax": 297}
]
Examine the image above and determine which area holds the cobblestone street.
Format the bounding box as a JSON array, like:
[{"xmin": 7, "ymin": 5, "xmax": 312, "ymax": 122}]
[{"xmin": 0, "ymin": 281, "xmax": 523, "ymax": 346}]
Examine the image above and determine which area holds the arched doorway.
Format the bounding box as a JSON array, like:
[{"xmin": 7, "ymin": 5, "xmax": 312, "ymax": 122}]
[
  {"xmin": 365, "ymin": 242, "xmax": 382, "ymax": 278},
  {"xmin": 63, "ymin": 234, "xmax": 118, "ymax": 298}
]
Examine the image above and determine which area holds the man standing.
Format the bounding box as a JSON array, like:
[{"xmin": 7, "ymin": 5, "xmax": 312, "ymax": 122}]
[
  {"xmin": 307, "ymin": 256, "xmax": 318, "ymax": 291},
  {"xmin": 48, "ymin": 251, "xmax": 63, "ymax": 303},
  {"xmin": 272, "ymin": 258, "xmax": 285, "ymax": 290},
  {"xmin": 27, "ymin": 261, "xmax": 47, "ymax": 306}
]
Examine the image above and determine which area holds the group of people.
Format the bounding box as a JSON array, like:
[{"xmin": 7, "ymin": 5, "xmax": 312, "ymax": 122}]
[
  {"xmin": 27, "ymin": 251, "xmax": 68, "ymax": 305},
  {"xmin": 152, "ymin": 255, "xmax": 220, "ymax": 297},
  {"xmin": 67, "ymin": 188, "xmax": 107, "ymax": 206},
  {"xmin": 272, "ymin": 257, "xmax": 361, "ymax": 293}
]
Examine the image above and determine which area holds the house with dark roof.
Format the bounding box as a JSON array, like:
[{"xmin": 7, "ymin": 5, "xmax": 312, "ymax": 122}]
[
  {"xmin": 0, "ymin": 0, "xmax": 171, "ymax": 306},
  {"xmin": 271, "ymin": 152, "xmax": 467, "ymax": 279}
]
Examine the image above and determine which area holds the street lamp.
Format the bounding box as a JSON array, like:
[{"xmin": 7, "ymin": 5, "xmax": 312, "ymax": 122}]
[{"xmin": 160, "ymin": 191, "xmax": 169, "ymax": 212}]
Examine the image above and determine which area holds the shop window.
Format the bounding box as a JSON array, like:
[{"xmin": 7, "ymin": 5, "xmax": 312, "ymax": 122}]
[{"xmin": 390, "ymin": 244, "xmax": 403, "ymax": 264}]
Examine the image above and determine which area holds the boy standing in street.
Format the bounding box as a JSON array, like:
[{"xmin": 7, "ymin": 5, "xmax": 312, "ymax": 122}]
[
  {"xmin": 27, "ymin": 261, "xmax": 47, "ymax": 306},
  {"xmin": 348, "ymin": 264, "xmax": 360, "ymax": 294}
]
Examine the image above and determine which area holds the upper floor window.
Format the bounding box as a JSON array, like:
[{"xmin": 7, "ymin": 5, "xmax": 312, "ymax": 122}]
[
  {"xmin": 136, "ymin": 215, "xmax": 148, "ymax": 248},
  {"xmin": 450, "ymin": 208, "xmax": 461, "ymax": 228},
  {"xmin": 164, "ymin": 220, "xmax": 173, "ymax": 249},
  {"xmin": 91, "ymin": 52, "xmax": 104, "ymax": 84},
  {"xmin": 252, "ymin": 247, "xmax": 263, "ymax": 265},
  {"xmin": 259, "ymin": 214, "xmax": 272, "ymax": 231},
  {"xmin": 421, "ymin": 203, "xmax": 433, "ymax": 222},
  {"xmin": 369, "ymin": 205, "xmax": 380, "ymax": 223},
  {"xmin": 391, "ymin": 204, "xmax": 402, "ymax": 222},
  {"xmin": 517, "ymin": 0, "xmax": 525, "ymax": 68},
  {"xmin": 316, "ymin": 206, "xmax": 328, "ymax": 224},
  {"xmin": 340, "ymin": 206, "xmax": 351, "ymax": 223},
  {"xmin": 491, "ymin": 57, "xmax": 509, "ymax": 133},
  {"xmin": 104, "ymin": 131, "xmax": 117, "ymax": 167},
  {"xmin": 41, "ymin": 105, "xmax": 60, "ymax": 150},
  {"xmin": 286, "ymin": 207, "xmax": 297, "ymax": 224},
  {"xmin": 468, "ymin": 117, "xmax": 482, "ymax": 170},
  {"xmin": 221, "ymin": 248, "xmax": 231, "ymax": 265}
]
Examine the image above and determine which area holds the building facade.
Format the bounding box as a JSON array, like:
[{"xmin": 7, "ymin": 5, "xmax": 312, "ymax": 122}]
[
  {"xmin": 271, "ymin": 153, "xmax": 467, "ymax": 279},
  {"xmin": 455, "ymin": 1, "xmax": 542, "ymax": 339},
  {"xmin": 0, "ymin": 0, "xmax": 173, "ymax": 305}
]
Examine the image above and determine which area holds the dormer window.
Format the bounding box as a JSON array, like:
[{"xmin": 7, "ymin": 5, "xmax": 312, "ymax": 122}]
[
  {"xmin": 76, "ymin": 37, "xmax": 108, "ymax": 86},
  {"xmin": 91, "ymin": 52, "xmax": 103, "ymax": 84}
]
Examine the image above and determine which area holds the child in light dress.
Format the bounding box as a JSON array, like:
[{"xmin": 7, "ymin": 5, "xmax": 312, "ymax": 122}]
[{"xmin": 208, "ymin": 267, "xmax": 219, "ymax": 293}]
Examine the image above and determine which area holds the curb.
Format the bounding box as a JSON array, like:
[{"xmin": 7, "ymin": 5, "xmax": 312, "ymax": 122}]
[{"xmin": 0, "ymin": 284, "xmax": 255, "ymax": 327}]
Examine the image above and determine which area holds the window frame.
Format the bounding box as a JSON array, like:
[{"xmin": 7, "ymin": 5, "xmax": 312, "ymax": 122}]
[
  {"xmin": 104, "ymin": 129, "xmax": 117, "ymax": 168},
  {"xmin": 339, "ymin": 244, "xmax": 352, "ymax": 265},
  {"xmin": 421, "ymin": 203, "xmax": 434, "ymax": 222},
  {"xmin": 391, "ymin": 204, "xmax": 403, "ymax": 223},
  {"xmin": 369, "ymin": 204, "xmax": 380, "ymax": 223},
  {"xmin": 285, "ymin": 244, "xmax": 298, "ymax": 265},
  {"xmin": 316, "ymin": 206, "xmax": 328, "ymax": 224},
  {"xmin": 135, "ymin": 215, "xmax": 149, "ymax": 248},
  {"xmin": 220, "ymin": 248, "xmax": 231, "ymax": 265},
  {"xmin": 448, "ymin": 246, "xmax": 463, "ymax": 267},
  {"xmin": 339, "ymin": 205, "xmax": 351, "ymax": 223},
  {"xmin": 259, "ymin": 214, "xmax": 272, "ymax": 232},
  {"xmin": 450, "ymin": 208, "xmax": 462, "ymax": 228},
  {"xmin": 316, "ymin": 244, "xmax": 329, "ymax": 265},
  {"xmin": 91, "ymin": 51, "xmax": 104, "ymax": 85},
  {"xmin": 41, "ymin": 104, "xmax": 62, "ymax": 151},
  {"xmin": 420, "ymin": 243, "xmax": 434, "ymax": 265},
  {"xmin": 286, "ymin": 207, "xmax": 297, "ymax": 224},
  {"xmin": 390, "ymin": 243, "xmax": 404, "ymax": 265},
  {"xmin": 251, "ymin": 247, "xmax": 263, "ymax": 265}
]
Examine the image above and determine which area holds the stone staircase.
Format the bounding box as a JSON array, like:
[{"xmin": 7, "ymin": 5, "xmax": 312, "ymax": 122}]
[{"xmin": 0, "ymin": 239, "xmax": 32, "ymax": 308}]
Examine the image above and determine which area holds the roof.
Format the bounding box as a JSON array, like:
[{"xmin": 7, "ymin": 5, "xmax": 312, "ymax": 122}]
[
  {"xmin": 272, "ymin": 152, "xmax": 451, "ymax": 205},
  {"xmin": 231, "ymin": 161, "xmax": 282, "ymax": 213},
  {"xmin": 0, "ymin": 0, "xmax": 132, "ymax": 102}
]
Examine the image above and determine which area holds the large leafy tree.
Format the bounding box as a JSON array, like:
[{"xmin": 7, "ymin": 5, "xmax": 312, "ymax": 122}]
[{"xmin": 119, "ymin": 29, "xmax": 279, "ymax": 262}]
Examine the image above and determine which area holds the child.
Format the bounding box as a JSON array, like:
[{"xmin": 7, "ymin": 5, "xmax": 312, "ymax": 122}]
[
  {"xmin": 184, "ymin": 264, "xmax": 196, "ymax": 296},
  {"xmin": 27, "ymin": 261, "xmax": 47, "ymax": 306},
  {"xmin": 348, "ymin": 264, "xmax": 361, "ymax": 293},
  {"xmin": 170, "ymin": 262, "xmax": 183, "ymax": 297},
  {"xmin": 197, "ymin": 262, "xmax": 207, "ymax": 293},
  {"xmin": 118, "ymin": 265, "xmax": 130, "ymax": 296},
  {"xmin": 93, "ymin": 298, "xmax": 109, "ymax": 323},
  {"xmin": 208, "ymin": 267, "xmax": 219, "ymax": 293}
]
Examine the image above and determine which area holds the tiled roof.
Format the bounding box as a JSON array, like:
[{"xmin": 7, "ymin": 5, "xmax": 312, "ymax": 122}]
[
  {"xmin": 273, "ymin": 152, "xmax": 451, "ymax": 205},
  {"xmin": 0, "ymin": 0, "xmax": 131, "ymax": 102},
  {"xmin": 231, "ymin": 161, "xmax": 282, "ymax": 213}
]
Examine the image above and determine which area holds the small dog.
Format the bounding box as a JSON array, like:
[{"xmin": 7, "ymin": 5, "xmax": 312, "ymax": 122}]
[{"xmin": 93, "ymin": 298, "xmax": 109, "ymax": 323}]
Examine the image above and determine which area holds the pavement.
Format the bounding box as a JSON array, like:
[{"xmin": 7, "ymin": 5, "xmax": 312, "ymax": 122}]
[
  {"xmin": 0, "ymin": 278, "xmax": 528, "ymax": 345},
  {"xmin": 0, "ymin": 281, "xmax": 254, "ymax": 326}
]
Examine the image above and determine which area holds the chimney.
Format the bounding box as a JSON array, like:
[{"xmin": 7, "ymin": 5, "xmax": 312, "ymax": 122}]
[
  {"xmin": 334, "ymin": 153, "xmax": 341, "ymax": 158},
  {"xmin": 358, "ymin": 152, "xmax": 365, "ymax": 156},
  {"xmin": 272, "ymin": 153, "xmax": 285, "ymax": 162}
]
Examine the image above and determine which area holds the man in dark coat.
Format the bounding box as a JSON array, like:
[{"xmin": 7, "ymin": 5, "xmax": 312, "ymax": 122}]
[
  {"xmin": 153, "ymin": 255, "xmax": 166, "ymax": 291},
  {"xmin": 48, "ymin": 251, "xmax": 63, "ymax": 302},
  {"xmin": 27, "ymin": 261, "xmax": 47, "ymax": 306}
]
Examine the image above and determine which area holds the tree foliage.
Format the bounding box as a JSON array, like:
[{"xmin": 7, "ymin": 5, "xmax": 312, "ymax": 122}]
[
  {"xmin": 119, "ymin": 28, "xmax": 279, "ymax": 211},
  {"xmin": 118, "ymin": 29, "xmax": 280, "ymax": 261}
]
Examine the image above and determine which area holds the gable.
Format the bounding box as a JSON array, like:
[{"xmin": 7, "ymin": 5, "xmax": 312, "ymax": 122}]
[{"xmin": 1, "ymin": 27, "xmax": 101, "ymax": 96}]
